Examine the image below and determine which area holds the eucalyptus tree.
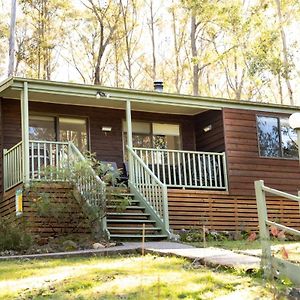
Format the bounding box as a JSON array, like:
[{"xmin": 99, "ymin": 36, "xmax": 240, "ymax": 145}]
[
  {"xmin": 79, "ymin": 0, "xmax": 123, "ymax": 85},
  {"xmin": 16, "ymin": 0, "xmax": 73, "ymax": 80},
  {"xmin": 119, "ymin": 0, "xmax": 142, "ymax": 88},
  {"xmin": 182, "ymin": 0, "xmax": 220, "ymax": 96},
  {"xmin": 166, "ymin": 1, "xmax": 189, "ymax": 93},
  {"xmin": 0, "ymin": 0, "xmax": 9, "ymax": 78},
  {"xmin": 273, "ymin": 0, "xmax": 298, "ymax": 105}
]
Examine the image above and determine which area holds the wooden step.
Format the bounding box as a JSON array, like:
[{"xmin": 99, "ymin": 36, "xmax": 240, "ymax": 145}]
[
  {"xmin": 107, "ymin": 205, "xmax": 145, "ymax": 210},
  {"xmin": 107, "ymin": 219, "xmax": 155, "ymax": 224},
  {"xmin": 107, "ymin": 212, "xmax": 150, "ymax": 217},
  {"xmin": 108, "ymin": 226, "xmax": 161, "ymax": 231},
  {"xmin": 108, "ymin": 193, "xmax": 135, "ymax": 198}
]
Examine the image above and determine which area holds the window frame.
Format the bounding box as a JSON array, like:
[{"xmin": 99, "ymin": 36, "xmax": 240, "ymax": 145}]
[
  {"xmin": 29, "ymin": 112, "xmax": 90, "ymax": 151},
  {"xmin": 122, "ymin": 119, "xmax": 182, "ymax": 160},
  {"xmin": 256, "ymin": 114, "xmax": 298, "ymax": 160}
]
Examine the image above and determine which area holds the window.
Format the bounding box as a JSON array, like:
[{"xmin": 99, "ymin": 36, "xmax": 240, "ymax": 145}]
[
  {"xmin": 257, "ymin": 115, "xmax": 297, "ymax": 158},
  {"xmin": 29, "ymin": 115, "xmax": 88, "ymax": 152},
  {"xmin": 123, "ymin": 121, "xmax": 181, "ymax": 150},
  {"xmin": 29, "ymin": 116, "xmax": 56, "ymax": 141},
  {"xmin": 153, "ymin": 123, "xmax": 180, "ymax": 150},
  {"xmin": 59, "ymin": 117, "xmax": 88, "ymax": 152},
  {"xmin": 123, "ymin": 121, "xmax": 181, "ymax": 160}
]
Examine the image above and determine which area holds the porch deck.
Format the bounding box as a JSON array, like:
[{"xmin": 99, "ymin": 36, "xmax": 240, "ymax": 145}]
[{"xmin": 3, "ymin": 140, "xmax": 228, "ymax": 240}]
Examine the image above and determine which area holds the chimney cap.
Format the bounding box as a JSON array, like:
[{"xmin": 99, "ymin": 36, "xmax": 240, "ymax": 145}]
[{"xmin": 154, "ymin": 80, "xmax": 163, "ymax": 92}]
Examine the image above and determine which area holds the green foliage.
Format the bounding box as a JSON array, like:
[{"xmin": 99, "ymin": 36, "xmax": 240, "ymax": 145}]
[
  {"xmin": 179, "ymin": 228, "xmax": 233, "ymax": 243},
  {"xmin": 0, "ymin": 217, "xmax": 32, "ymax": 252},
  {"xmin": 29, "ymin": 152, "xmax": 124, "ymax": 238}
]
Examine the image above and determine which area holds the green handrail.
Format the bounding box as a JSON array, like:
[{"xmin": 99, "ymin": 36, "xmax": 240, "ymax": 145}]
[
  {"xmin": 3, "ymin": 141, "xmax": 23, "ymax": 191},
  {"xmin": 127, "ymin": 146, "xmax": 169, "ymax": 234}
]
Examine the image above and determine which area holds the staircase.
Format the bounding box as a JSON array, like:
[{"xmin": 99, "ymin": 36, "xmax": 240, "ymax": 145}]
[{"xmin": 106, "ymin": 190, "xmax": 168, "ymax": 240}]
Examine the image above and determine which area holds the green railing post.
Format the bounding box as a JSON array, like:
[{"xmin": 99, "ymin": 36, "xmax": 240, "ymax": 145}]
[
  {"xmin": 222, "ymin": 152, "xmax": 228, "ymax": 191},
  {"xmin": 255, "ymin": 180, "xmax": 272, "ymax": 280},
  {"xmin": 3, "ymin": 148, "xmax": 7, "ymax": 191},
  {"xmin": 162, "ymin": 185, "xmax": 169, "ymax": 232}
]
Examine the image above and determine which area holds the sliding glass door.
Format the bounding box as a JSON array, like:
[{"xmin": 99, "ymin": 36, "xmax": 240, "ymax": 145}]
[{"xmin": 29, "ymin": 115, "xmax": 88, "ymax": 152}]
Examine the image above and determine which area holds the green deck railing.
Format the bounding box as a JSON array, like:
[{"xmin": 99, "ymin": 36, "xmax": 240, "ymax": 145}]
[
  {"xmin": 4, "ymin": 139, "xmax": 108, "ymax": 235},
  {"xmin": 255, "ymin": 180, "xmax": 300, "ymax": 285},
  {"xmin": 127, "ymin": 146, "xmax": 170, "ymax": 236},
  {"xmin": 133, "ymin": 147, "xmax": 228, "ymax": 190},
  {"xmin": 3, "ymin": 141, "xmax": 23, "ymax": 191}
]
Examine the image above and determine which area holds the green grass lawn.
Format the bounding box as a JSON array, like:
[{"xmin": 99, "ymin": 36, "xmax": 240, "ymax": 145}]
[
  {"xmin": 189, "ymin": 239, "xmax": 300, "ymax": 251},
  {"xmin": 0, "ymin": 254, "xmax": 279, "ymax": 300}
]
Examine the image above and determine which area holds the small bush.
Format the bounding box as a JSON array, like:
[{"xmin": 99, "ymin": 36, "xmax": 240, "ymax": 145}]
[{"xmin": 0, "ymin": 218, "xmax": 32, "ymax": 251}]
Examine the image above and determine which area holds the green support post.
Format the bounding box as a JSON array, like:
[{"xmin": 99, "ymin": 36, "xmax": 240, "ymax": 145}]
[
  {"xmin": 21, "ymin": 82, "xmax": 30, "ymax": 186},
  {"xmin": 255, "ymin": 180, "xmax": 272, "ymax": 280},
  {"xmin": 126, "ymin": 100, "xmax": 133, "ymax": 182}
]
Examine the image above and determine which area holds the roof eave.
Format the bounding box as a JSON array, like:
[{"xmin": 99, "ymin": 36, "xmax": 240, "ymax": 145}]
[{"xmin": 2, "ymin": 77, "xmax": 300, "ymax": 114}]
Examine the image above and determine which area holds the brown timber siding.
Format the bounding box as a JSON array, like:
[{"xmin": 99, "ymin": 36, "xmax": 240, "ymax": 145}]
[
  {"xmin": 223, "ymin": 108, "xmax": 300, "ymax": 196},
  {"xmin": 0, "ymin": 184, "xmax": 22, "ymax": 219},
  {"xmin": 194, "ymin": 110, "xmax": 225, "ymax": 152},
  {"xmin": 2, "ymin": 99, "xmax": 196, "ymax": 169},
  {"xmin": 1, "ymin": 183, "xmax": 90, "ymax": 237},
  {"xmin": 0, "ymin": 99, "xmax": 3, "ymax": 200},
  {"xmin": 168, "ymin": 189, "xmax": 300, "ymax": 232}
]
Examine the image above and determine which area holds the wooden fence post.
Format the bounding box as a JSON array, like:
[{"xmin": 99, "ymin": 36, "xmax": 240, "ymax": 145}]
[{"xmin": 255, "ymin": 180, "xmax": 272, "ymax": 280}]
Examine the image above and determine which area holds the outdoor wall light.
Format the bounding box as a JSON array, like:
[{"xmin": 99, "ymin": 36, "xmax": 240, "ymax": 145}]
[
  {"xmin": 289, "ymin": 112, "xmax": 300, "ymax": 161},
  {"xmin": 203, "ymin": 124, "xmax": 212, "ymax": 133},
  {"xmin": 102, "ymin": 126, "xmax": 112, "ymax": 132}
]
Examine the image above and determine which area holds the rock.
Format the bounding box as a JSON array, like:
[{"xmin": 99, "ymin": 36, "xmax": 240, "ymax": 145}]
[
  {"xmin": 62, "ymin": 240, "xmax": 78, "ymax": 251},
  {"xmin": 37, "ymin": 238, "xmax": 49, "ymax": 246},
  {"xmin": 92, "ymin": 242, "xmax": 105, "ymax": 249},
  {"xmin": 233, "ymin": 231, "xmax": 242, "ymax": 241},
  {"xmin": 170, "ymin": 232, "xmax": 180, "ymax": 242}
]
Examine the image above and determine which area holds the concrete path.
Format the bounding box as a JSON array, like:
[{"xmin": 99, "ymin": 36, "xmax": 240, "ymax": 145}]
[{"xmin": 0, "ymin": 241, "xmax": 260, "ymax": 270}]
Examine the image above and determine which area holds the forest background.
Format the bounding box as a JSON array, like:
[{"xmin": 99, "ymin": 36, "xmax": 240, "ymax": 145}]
[{"xmin": 0, "ymin": 0, "xmax": 300, "ymax": 106}]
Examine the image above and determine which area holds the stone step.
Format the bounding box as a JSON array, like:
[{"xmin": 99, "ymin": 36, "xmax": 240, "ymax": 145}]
[{"xmin": 109, "ymin": 234, "xmax": 168, "ymax": 239}]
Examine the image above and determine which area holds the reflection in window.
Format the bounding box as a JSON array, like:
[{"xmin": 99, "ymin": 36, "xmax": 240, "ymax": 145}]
[
  {"xmin": 29, "ymin": 115, "xmax": 88, "ymax": 153},
  {"xmin": 123, "ymin": 121, "xmax": 181, "ymax": 150},
  {"xmin": 257, "ymin": 116, "xmax": 297, "ymax": 158},
  {"xmin": 122, "ymin": 121, "xmax": 181, "ymax": 161},
  {"xmin": 29, "ymin": 116, "xmax": 56, "ymax": 141},
  {"xmin": 280, "ymin": 118, "xmax": 298, "ymax": 158},
  {"xmin": 123, "ymin": 121, "xmax": 152, "ymax": 149},
  {"xmin": 153, "ymin": 123, "xmax": 180, "ymax": 150},
  {"xmin": 59, "ymin": 117, "xmax": 88, "ymax": 152}
]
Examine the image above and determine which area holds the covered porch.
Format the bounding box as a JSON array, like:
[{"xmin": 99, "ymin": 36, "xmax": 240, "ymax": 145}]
[
  {"xmin": 2, "ymin": 78, "xmax": 228, "ymax": 193},
  {"xmin": 1, "ymin": 78, "xmax": 229, "ymax": 238}
]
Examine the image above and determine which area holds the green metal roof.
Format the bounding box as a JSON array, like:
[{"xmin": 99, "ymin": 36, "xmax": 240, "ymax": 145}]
[{"xmin": 0, "ymin": 77, "xmax": 299, "ymax": 115}]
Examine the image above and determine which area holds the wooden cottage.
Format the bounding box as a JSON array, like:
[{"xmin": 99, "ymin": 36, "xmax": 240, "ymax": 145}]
[{"xmin": 1, "ymin": 77, "xmax": 300, "ymax": 239}]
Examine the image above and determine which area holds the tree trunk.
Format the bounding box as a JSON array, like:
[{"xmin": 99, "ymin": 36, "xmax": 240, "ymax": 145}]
[
  {"xmin": 191, "ymin": 15, "xmax": 199, "ymax": 96},
  {"xmin": 171, "ymin": 6, "xmax": 180, "ymax": 93},
  {"xmin": 275, "ymin": 0, "xmax": 294, "ymax": 105},
  {"xmin": 121, "ymin": 2, "xmax": 133, "ymax": 88},
  {"xmin": 149, "ymin": 0, "xmax": 156, "ymax": 81},
  {"xmin": 8, "ymin": 0, "xmax": 17, "ymax": 77}
]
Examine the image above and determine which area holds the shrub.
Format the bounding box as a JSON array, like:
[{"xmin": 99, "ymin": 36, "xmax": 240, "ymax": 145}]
[{"xmin": 0, "ymin": 217, "xmax": 32, "ymax": 251}]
